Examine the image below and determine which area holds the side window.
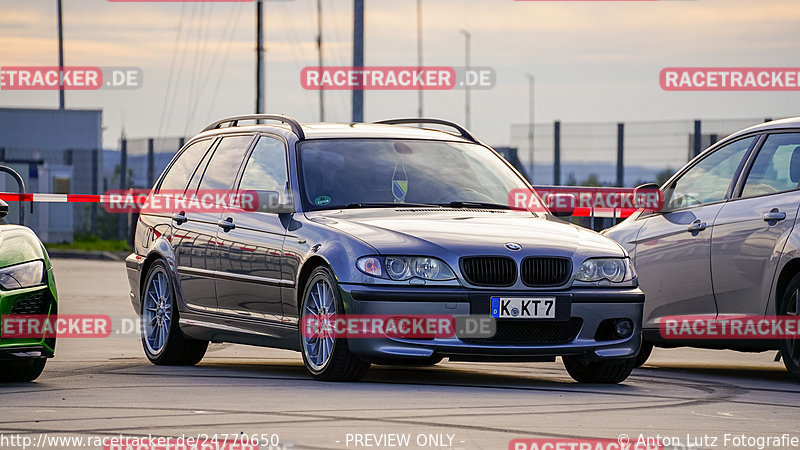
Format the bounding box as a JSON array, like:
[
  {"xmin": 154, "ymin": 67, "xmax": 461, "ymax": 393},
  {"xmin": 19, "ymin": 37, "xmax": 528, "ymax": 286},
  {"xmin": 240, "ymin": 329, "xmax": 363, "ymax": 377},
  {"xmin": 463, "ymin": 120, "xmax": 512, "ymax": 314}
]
[
  {"xmin": 239, "ymin": 136, "xmax": 289, "ymax": 198},
  {"xmin": 195, "ymin": 135, "xmax": 254, "ymax": 192},
  {"xmin": 158, "ymin": 139, "xmax": 213, "ymax": 192},
  {"xmin": 741, "ymin": 133, "xmax": 800, "ymax": 198},
  {"xmin": 664, "ymin": 137, "xmax": 754, "ymax": 211}
]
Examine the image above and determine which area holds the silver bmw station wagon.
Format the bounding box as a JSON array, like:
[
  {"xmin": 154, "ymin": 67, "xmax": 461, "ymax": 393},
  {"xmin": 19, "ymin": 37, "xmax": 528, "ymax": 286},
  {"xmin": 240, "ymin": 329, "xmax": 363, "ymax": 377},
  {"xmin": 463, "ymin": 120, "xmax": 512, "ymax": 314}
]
[{"xmin": 126, "ymin": 115, "xmax": 644, "ymax": 383}]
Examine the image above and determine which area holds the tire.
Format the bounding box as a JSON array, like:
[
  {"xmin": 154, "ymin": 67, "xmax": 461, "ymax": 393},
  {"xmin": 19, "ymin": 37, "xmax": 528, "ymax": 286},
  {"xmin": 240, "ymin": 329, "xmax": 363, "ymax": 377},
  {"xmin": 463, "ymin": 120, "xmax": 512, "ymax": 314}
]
[
  {"xmin": 0, "ymin": 359, "xmax": 46, "ymax": 382},
  {"xmin": 634, "ymin": 340, "xmax": 654, "ymax": 368},
  {"xmin": 778, "ymin": 273, "xmax": 800, "ymax": 383},
  {"xmin": 299, "ymin": 266, "xmax": 370, "ymax": 381},
  {"xmin": 141, "ymin": 260, "xmax": 208, "ymax": 366},
  {"xmin": 563, "ymin": 355, "xmax": 636, "ymax": 384},
  {"xmin": 418, "ymin": 355, "xmax": 444, "ymax": 366}
]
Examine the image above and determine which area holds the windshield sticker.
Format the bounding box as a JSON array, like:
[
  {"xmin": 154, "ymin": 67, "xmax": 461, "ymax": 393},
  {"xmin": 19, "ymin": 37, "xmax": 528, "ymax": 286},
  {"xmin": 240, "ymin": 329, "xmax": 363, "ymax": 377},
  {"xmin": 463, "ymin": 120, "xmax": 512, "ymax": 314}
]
[
  {"xmin": 314, "ymin": 195, "xmax": 331, "ymax": 206},
  {"xmin": 392, "ymin": 162, "xmax": 408, "ymax": 203}
]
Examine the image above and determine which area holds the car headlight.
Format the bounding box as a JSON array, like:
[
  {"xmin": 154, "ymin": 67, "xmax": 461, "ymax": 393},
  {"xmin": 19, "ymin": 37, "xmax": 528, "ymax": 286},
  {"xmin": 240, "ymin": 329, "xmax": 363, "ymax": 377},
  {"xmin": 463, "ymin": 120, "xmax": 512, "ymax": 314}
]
[
  {"xmin": 0, "ymin": 260, "xmax": 45, "ymax": 290},
  {"xmin": 357, "ymin": 256, "xmax": 456, "ymax": 281},
  {"xmin": 575, "ymin": 258, "xmax": 635, "ymax": 283}
]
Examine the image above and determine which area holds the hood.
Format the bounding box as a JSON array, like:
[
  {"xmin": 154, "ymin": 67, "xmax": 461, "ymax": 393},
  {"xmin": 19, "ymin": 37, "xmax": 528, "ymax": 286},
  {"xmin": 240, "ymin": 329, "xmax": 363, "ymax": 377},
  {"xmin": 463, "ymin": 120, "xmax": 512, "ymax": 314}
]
[
  {"xmin": 305, "ymin": 208, "xmax": 625, "ymax": 260},
  {"xmin": 0, "ymin": 224, "xmax": 46, "ymax": 268}
]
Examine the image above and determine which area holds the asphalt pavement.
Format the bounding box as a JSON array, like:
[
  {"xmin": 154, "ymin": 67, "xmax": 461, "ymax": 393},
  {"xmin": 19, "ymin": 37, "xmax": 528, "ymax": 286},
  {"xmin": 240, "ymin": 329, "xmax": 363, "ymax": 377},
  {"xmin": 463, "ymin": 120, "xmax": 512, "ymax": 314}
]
[{"xmin": 1, "ymin": 259, "xmax": 798, "ymax": 450}]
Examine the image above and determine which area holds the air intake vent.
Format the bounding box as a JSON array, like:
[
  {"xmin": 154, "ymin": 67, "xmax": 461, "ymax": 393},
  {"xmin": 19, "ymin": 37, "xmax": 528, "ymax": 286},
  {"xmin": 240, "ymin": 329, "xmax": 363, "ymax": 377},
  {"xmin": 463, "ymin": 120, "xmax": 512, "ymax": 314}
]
[
  {"xmin": 461, "ymin": 318, "xmax": 583, "ymax": 345},
  {"xmin": 460, "ymin": 257, "xmax": 517, "ymax": 287},
  {"xmin": 521, "ymin": 257, "xmax": 571, "ymax": 287},
  {"xmin": 11, "ymin": 292, "xmax": 51, "ymax": 315}
]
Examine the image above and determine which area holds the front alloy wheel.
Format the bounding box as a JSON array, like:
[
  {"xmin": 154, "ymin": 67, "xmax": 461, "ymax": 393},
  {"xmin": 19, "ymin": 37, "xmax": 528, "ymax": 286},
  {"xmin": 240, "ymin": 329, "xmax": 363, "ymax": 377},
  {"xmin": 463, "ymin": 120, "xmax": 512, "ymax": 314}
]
[
  {"xmin": 299, "ymin": 266, "xmax": 370, "ymax": 381},
  {"xmin": 141, "ymin": 260, "xmax": 208, "ymax": 365},
  {"xmin": 778, "ymin": 273, "xmax": 800, "ymax": 383}
]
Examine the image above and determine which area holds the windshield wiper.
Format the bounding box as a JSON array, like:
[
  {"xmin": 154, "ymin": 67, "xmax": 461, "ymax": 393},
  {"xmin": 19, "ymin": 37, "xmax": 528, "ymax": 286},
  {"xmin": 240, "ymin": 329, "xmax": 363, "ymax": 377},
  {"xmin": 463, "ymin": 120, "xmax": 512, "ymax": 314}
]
[
  {"xmin": 437, "ymin": 201, "xmax": 511, "ymax": 210},
  {"xmin": 343, "ymin": 202, "xmax": 439, "ymax": 209}
]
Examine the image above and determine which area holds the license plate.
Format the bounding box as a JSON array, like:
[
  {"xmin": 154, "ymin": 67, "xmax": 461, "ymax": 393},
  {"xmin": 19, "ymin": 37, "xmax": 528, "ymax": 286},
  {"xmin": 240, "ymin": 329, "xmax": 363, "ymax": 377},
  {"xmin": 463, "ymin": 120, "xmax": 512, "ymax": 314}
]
[{"xmin": 490, "ymin": 297, "xmax": 556, "ymax": 319}]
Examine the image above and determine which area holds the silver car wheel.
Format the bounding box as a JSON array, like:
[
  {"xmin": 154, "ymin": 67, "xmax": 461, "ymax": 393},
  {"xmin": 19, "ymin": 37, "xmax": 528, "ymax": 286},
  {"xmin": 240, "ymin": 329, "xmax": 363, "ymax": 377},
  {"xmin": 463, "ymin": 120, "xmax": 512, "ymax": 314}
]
[
  {"xmin": 302, "ymin": 278, "xmax": 336, "ymax": 372},
  {"xmin": 786, "ymin": 288, "xmax": 799, "ymax": 366},
  {"xmin": 143, "ymin": 268, "xmax": 172, "ymax": 355}
]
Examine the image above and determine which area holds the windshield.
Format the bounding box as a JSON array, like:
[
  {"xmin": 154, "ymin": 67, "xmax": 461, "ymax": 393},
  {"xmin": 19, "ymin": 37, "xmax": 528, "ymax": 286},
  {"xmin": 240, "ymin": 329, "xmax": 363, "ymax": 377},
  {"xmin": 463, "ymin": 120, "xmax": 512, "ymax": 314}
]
[{"xmin": 297, "ymin": 139, "xmax": 530, "ymax": 210}]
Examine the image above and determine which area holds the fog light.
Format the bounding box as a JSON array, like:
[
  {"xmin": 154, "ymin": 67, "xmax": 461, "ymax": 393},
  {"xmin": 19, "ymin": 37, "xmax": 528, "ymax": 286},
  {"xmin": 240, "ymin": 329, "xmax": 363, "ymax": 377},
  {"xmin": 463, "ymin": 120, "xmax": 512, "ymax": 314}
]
[{"xmin": 615, "ymin": 319, "xmax": 634, "ymax": 338}]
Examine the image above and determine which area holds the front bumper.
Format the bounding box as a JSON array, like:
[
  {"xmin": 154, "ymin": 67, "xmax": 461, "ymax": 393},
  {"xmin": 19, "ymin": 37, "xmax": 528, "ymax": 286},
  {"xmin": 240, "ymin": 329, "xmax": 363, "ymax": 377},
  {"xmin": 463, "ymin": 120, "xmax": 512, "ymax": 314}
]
[
  {"xmin": 0, "ymin": 281, "xmax": 57, "ymax": 359},
  {"xmin": 339, "ymin": 284, "xmax": 644, "ymax": 363},
  {"xmin": 126, "ymin": 253, "xmax": 144, "ymax": 314}
]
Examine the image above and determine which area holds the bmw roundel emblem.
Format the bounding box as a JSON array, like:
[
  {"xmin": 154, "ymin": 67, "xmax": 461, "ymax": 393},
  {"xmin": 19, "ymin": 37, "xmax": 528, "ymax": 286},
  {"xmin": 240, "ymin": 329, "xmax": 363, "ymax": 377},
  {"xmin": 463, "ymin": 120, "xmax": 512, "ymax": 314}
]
[{"xmin": 505, "ymin": 242, "xmax": 522, "ymax": 251}]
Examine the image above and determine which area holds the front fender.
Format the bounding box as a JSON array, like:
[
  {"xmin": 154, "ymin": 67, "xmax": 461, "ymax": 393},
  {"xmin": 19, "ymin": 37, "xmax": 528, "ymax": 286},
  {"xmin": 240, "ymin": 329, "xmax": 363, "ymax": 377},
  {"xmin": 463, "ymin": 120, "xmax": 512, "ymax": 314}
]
[{"xmin": 769, "ymin": 224, "xmax": 800, "ymax": 315}]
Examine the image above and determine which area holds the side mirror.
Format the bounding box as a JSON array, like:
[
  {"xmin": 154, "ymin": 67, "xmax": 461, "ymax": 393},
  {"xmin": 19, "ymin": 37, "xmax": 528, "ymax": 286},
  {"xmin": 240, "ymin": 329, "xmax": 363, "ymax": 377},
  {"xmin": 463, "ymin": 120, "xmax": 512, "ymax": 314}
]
[
  {"xmin": 252, "ymin": 190, "xmax": 294, "ymax": 214},
  {"xmin": 633, "ymin": 183, "xmax": 664, "ymax": 213},
  {"xmin": 634, "ymin": 182, "xmax": 659, "ymax": 191},
  {"xmin": 0, "ymin": 199, "xmax": 8, "ymax": 219},
  {"xmin": 547, "ymin": 193, "xmax": 576, "ymax": 217}
]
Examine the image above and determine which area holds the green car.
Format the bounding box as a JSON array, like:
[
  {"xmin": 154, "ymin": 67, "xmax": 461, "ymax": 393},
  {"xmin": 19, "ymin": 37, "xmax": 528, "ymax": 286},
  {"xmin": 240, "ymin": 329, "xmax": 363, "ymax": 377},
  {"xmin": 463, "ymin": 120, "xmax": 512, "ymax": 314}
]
[{"xmin": 0, "ymin": 199, "xmax": 58, "ymax": 382}]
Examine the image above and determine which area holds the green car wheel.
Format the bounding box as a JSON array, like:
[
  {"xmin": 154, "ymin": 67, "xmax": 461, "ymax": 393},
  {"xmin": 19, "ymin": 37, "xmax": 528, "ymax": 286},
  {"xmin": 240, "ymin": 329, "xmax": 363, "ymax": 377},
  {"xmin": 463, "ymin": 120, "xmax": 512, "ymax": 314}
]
[{"xmin": 0, "ymin": 359, "xmax": 47, "ymax": 382}]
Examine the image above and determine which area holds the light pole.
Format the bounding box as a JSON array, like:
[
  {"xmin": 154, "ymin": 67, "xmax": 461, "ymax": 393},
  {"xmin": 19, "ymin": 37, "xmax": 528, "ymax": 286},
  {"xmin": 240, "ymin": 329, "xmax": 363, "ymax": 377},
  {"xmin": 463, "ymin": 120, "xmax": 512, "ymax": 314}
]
[
  {"xmin": 352, "ymin": 0, "xmax": 364, "ymax": 123},
  {"xmin": 526, "ymin": 73, "xmax": 535, "ymax": 180},
  {"xmin": 459, "ymin": 29, "xmax": 471, "ymax": 129},
  {"xmin": 317, "ymin": 0, "xmax": 324, "ymax": 121},
  {"xmin": 417, "ymin": 0, "xmax": 423, "ymax": 118},
  {"xmin": 256, "ymin": 0, "xmax": 264, "ymax": 115},
  {"xmin": 57, "ymin": 0, "xmax": 64, "ymax": 110}
]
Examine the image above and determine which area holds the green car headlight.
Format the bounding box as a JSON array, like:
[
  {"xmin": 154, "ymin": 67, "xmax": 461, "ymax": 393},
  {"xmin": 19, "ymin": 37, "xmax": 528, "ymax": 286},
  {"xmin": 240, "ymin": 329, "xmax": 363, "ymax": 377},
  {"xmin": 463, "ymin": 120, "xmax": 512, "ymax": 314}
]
[
  {"xmin": 0, "ymin": 260, "xmax": 45, "ymax": 290},
  {"xmin": 575, "ymin": 258, "xmax": 635, "ymax": 283}
]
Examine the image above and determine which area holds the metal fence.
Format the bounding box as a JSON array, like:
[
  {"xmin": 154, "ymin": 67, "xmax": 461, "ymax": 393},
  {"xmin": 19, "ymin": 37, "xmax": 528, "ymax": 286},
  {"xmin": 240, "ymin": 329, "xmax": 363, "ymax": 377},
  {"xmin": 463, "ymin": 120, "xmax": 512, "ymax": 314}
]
[
  {"xmin": 510, "ymin": 118, "xmax": 771, "ymax": 187},
  {"xmin": 4, "ymin": 118, "xmax": 780, "ymax": 242},
  {"xmin": 113, "ymin": 137, "xmax": 185, "ymax": 189}
]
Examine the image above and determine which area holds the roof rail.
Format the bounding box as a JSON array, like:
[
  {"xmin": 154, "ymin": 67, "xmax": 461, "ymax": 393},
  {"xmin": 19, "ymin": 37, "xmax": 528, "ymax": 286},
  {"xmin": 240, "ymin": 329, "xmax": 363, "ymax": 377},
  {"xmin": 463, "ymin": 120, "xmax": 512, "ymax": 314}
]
[
  {"xmin": 374, "ymin": 118, "xmax": 479, "ymax": 144},
  {"xmin": 203, "ymin": 114, "xmax": 305, "ymax": 140}
]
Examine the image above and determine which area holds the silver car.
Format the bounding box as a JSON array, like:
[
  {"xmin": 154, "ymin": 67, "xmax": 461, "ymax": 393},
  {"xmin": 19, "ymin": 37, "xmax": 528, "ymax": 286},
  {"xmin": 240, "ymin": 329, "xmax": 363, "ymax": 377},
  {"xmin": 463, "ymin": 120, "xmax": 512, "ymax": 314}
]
[
  {"xmin": 126, "ymin": 115, "xmax": 644, "ymax": 383},
  {"xmin": 604, "ymin": 118, "xmax": 800, "ymax": 382}
]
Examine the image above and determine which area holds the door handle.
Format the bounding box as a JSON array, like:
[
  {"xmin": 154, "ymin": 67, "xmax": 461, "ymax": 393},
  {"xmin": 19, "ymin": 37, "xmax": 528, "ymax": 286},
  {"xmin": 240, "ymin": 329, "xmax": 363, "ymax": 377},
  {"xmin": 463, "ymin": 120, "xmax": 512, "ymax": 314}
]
[
  {"xmin": 763, "ymin": 209, "xmax": 787, "ymax": 222},
  {"xmin": 687, "ymin": 219, "xmax": 707, "ymax": 232},
  {"xmin": 171, "ymin": 211, "xmax": 187, "ymax": 225},
  {"xmin": 217, "ymin": 217, "xmax": 236, "ymax": 232}
]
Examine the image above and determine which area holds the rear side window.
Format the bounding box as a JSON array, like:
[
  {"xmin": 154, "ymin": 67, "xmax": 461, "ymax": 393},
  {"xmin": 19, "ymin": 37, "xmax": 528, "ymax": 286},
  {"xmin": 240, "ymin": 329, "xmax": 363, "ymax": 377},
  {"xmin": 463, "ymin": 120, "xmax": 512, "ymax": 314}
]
[
  {"xmin": 196, "ymin": 135, "xmax": 254, "ymax": 192},
  {"xmin": 741, "ymin": 133, "xmax": 800, "ymax": 198},
  {"xmin": 239, "ymin": 136, "xmax": 289, "ymax": 193},
  {"xmin": 159, "ymin": 139, "xmax": 213, "ymax": 192}
]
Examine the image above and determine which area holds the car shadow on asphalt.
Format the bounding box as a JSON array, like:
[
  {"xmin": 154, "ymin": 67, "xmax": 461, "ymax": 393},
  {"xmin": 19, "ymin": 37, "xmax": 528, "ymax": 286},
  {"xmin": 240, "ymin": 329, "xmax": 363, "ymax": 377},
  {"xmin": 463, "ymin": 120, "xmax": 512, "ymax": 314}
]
[
  {"xmin": 194, "ymin": 359, "xmax": 646, "ymax": 391},
  {"xmin": 636, "ymin": 363, "xmax": 797, "ymax": 387}
]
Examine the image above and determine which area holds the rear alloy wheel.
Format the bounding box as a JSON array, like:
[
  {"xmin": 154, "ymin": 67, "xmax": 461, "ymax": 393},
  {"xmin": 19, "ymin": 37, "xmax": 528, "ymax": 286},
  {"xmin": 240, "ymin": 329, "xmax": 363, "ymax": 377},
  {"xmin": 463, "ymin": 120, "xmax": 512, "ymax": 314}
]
[
  {"xmin": 299, "ymin": 266, "xmax": 370, "ymax": 381},
  {"xmin": 142, "ymin": 260, "xmax": 208, "ymax": 365},
  {"xmin": 563, "ymin": 355, "xmax": 636, "ymax": 384},
  {"xmin": 778, "ymin": 273, "xmax": 800, "ymax": 383},
  {"xmin": 0, "ymin": 359, "xmax": 46, "ymax": 382},
  {"xmin": 634, "ymin": 340, "xmax": 654, "ymax": 368}
]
